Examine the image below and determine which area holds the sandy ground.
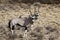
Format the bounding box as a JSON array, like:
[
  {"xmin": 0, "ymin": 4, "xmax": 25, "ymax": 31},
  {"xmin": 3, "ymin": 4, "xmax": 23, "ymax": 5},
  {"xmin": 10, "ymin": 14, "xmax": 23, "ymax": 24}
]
[{"xmin": 0, "ymin": 3, "xmax": 60, "ymax": 40}]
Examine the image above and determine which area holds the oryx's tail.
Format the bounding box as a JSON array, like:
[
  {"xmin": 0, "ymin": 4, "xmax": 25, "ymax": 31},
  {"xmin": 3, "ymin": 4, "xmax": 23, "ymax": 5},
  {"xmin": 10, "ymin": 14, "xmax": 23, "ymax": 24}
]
[{"xmin": 8, "ymin": 20, "xmax": 12, "ymax": 29}]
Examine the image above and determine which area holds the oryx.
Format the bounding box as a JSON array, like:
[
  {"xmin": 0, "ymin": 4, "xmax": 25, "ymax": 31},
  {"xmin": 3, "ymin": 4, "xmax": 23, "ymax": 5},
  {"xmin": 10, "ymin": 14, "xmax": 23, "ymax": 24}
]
[
  {"xmin": 8, "ymin": 6, "xmax": 39, "ymax": 35},
  {"xmin": 8, "ymin": 13, "xmax": 39, "ymax": 34}
]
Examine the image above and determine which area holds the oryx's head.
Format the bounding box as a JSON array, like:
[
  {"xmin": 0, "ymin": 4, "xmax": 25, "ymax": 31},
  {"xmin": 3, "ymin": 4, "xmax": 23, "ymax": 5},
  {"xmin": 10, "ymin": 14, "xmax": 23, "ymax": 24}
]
[
  {"xmin": 28, "ymin": 5, "xmax": 39, "ymax": 22},
  {"xmin": 30, "ymin": 13, "xmax": 39, "ymax": 21}
]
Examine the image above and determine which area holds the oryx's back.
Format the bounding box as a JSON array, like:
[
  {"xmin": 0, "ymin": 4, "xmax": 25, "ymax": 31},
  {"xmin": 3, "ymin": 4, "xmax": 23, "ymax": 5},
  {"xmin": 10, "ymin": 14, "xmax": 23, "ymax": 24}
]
[{"xmin": 11, "ymin": 18, "xmax": 25, "ymax": 26}]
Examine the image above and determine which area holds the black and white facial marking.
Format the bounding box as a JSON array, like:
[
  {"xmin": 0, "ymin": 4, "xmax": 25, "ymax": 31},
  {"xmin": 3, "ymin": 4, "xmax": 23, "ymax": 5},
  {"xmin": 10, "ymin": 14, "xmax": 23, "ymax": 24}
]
[
  {"xmin": 24, "ymin": 13, "xmax": 39, "ymax": 25},
  {"xmin": 30, "ymin": 13, "xmax": 39, "ymax": 22}
]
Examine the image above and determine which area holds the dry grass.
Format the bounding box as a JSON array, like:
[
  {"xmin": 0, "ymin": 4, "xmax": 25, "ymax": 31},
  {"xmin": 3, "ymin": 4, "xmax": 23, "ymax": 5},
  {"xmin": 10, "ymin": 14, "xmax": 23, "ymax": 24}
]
[{"xmin": 0, "ymin": 2, "xmax": 60, "ymax": 40}]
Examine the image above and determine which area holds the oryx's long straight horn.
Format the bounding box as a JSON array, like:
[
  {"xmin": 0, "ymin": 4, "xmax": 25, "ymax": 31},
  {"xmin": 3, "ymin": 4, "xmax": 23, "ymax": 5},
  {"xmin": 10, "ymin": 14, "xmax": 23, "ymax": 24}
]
[
  {"xmin": 34, "ymin": 6, "xmax": 39, "ymax": 14},
  {"xmin": 33, "ymin": 2, "xmax": 40, "ymax": 14},
  {"xmin": 28, "ymin": 8, "xmax": 32, "ymax": 15}
]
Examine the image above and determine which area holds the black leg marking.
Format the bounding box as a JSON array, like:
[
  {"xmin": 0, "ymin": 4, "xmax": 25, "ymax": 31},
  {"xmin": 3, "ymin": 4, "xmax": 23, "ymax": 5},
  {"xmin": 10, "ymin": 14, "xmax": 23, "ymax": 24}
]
[
  {"xmin": 12, "ymin": 25, "xmax": 15, "ymax": 30},
  {"xmin": 16, "ymin": 23, "xmax": 22, "ymax": 26},
  {"xmin": 25, "ymin": 27, "xmax": 27, "ymax": 30},
  {"xmin": 16, "ymin": 23, "xmax": 28, "ymax": 30},
  {"xmin": 21, "ymin": 26, "xmax": 27, "ymax": 30}
]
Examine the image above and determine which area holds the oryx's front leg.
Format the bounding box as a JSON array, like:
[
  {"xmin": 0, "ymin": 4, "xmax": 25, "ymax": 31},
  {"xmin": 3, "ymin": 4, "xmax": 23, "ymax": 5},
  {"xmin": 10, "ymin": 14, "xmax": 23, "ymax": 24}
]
[{"xmin": 23, "ymin": 30, "xmax": 28, "ymax": 37}]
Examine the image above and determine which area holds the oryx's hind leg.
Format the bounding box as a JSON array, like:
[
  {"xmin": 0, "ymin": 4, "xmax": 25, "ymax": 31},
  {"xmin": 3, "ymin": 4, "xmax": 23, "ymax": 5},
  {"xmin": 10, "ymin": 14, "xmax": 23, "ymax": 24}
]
[
  {"xmin": 8, "ymin": 20, "xmax": 14, "ymax": 34},
  {"xmin": 10, "ymin": 24, "xmax": 15, "ymax": 35}
]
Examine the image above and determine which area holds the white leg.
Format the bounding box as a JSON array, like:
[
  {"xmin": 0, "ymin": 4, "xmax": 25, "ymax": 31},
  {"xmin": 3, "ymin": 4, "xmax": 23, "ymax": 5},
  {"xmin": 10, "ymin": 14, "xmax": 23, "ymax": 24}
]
[
  {"xmin": 23, "ymin": 30, "xmax": 27, "ymax": 37},
  {"xmin": 10, "ymin": 23, "xmax": 13, "ymax": 34},
  {"xmin": 31, "ymin": 25, "xmax": 34, "ymax": 30},
  {"xmin": 11, "ymin": 30, "xmax": 14, "ymax": 35}
]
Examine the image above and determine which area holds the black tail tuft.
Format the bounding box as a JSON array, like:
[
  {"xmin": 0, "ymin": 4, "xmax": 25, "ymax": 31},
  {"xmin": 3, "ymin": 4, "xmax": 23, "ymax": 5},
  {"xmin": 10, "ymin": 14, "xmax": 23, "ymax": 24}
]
[{"xmin": 8, "ymin": 20, "xmax": 11, "ymax": 29}]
